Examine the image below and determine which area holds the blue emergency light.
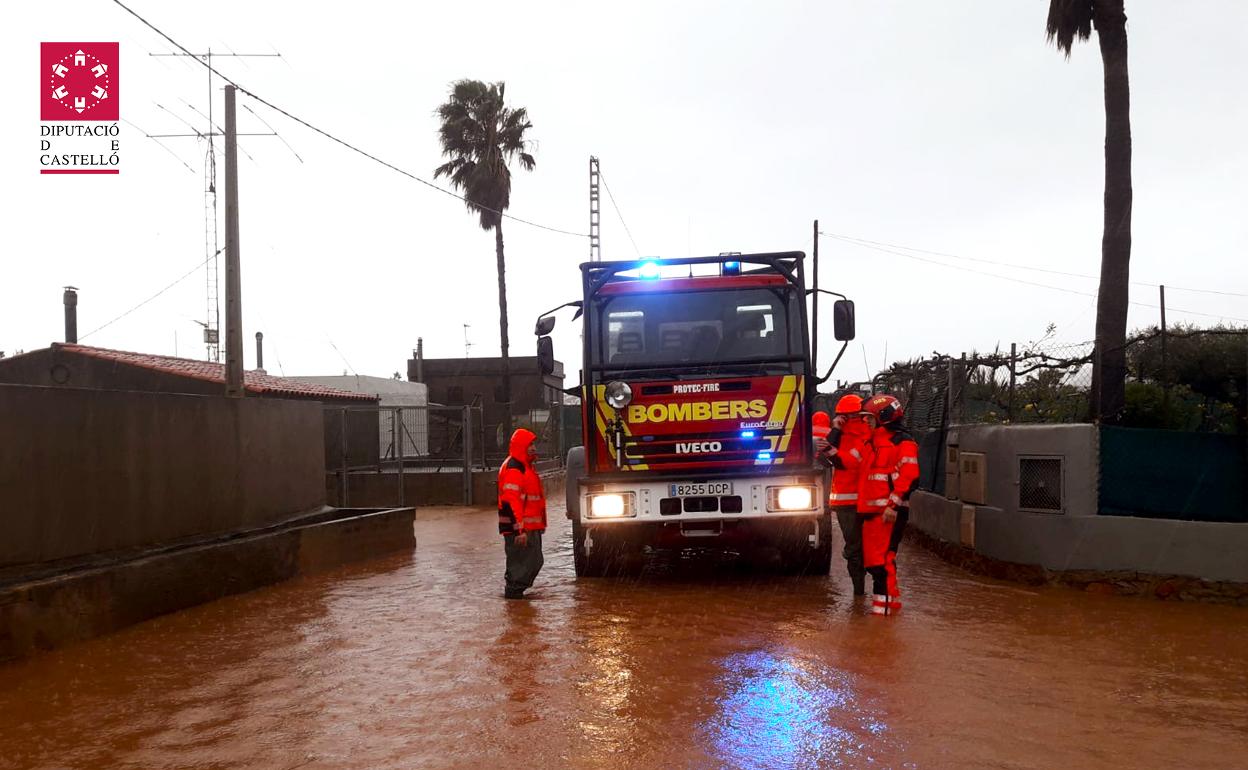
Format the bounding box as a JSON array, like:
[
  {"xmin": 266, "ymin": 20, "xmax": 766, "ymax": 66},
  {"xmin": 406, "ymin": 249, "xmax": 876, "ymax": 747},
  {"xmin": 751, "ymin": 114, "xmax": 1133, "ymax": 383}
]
[
  {"xmin": 740, "ymin": 430, "xmax": 756, "ymax": 439},
  {"xmin": 639, "ymin": 260, "xmax": 661, "ymax": 279},
  {"xmin": 723, "ymin": 260, "xmax": 741, "ymax": 275},
  {"xmin": 758, "ymin": 452, "xmax": 772, "ymax": 461}
]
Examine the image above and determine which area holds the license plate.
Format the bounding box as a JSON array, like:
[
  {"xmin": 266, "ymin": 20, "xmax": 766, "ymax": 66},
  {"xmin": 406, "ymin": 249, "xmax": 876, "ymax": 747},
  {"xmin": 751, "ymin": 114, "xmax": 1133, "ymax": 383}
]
[{"xmin": 669, "ymin": 481, "xmax": 733, "ymax": 497}]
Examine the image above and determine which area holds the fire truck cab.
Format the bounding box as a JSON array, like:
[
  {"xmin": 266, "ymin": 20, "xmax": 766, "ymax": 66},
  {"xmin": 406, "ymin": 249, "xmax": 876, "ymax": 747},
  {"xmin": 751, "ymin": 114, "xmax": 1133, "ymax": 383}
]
[{"xmin": 536, "ymin": 252, "xmax": 855, "ymax": 577}]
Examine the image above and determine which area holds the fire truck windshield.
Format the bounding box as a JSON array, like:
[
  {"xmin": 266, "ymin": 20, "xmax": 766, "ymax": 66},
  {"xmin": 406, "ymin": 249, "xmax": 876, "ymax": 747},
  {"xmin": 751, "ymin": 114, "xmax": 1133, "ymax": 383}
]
[{"xmin": 593, "ymin": 287, "xmax": 804, "ymax": 372}]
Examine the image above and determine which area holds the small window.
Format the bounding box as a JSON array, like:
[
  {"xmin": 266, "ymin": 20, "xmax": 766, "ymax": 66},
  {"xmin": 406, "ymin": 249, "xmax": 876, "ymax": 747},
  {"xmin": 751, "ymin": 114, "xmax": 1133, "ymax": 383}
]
[{"xmin": 1019, "ymin": 456, "xmax": 1063, "ymax": 512}]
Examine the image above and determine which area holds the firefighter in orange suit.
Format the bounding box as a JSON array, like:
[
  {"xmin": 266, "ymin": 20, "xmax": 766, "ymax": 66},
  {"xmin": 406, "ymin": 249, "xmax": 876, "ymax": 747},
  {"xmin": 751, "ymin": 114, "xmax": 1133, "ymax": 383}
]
[
  {"xmin": 498, "ymin": 428, "xmax": 547, "ymax": 599},
  {"xmin": 817, "ymin": 394, "xmax": 872, "ymax": 595},
  {"xmin": 858, "ymin": 394, "xmax": 920, "ymax": 615}
]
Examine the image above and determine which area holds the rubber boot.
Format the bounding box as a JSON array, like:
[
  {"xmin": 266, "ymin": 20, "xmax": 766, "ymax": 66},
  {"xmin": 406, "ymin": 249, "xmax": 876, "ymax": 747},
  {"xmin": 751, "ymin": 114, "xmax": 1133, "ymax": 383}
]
[
  {"xmin": 871, "ymin": 594, "xmax": 902, "ymax": 615},
  {"xmin": 850, "ymin": 570, "xmax": 866, "ymax": 597}
]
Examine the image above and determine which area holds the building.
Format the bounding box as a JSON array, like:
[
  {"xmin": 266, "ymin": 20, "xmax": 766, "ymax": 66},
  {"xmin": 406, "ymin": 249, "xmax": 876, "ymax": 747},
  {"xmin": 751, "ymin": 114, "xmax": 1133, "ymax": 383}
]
[
  {"xmin": 0, "ymin": 343, "xmax": 380, "ymax": 468},
  {"xmin": 293, "ymin": 374, "xmax": 430, "ymax": 458},
  {"xmin": 407, "ymin": 354, "xmax": 565, "ymax": 451}
]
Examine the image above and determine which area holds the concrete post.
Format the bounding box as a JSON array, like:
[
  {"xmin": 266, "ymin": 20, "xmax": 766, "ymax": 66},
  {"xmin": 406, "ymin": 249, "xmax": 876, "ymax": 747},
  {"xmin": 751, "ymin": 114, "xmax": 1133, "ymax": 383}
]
[{"xmin": 223, "ymin": 85, "xmax": 244, "ymax": 398}]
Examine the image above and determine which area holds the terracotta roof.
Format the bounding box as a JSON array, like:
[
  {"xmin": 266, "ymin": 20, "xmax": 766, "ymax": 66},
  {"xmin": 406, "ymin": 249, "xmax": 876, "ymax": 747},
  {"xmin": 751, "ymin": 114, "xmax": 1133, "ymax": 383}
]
[{"xmin": 52, "ymin": 343, "xmax": 377, "ymax": 402}]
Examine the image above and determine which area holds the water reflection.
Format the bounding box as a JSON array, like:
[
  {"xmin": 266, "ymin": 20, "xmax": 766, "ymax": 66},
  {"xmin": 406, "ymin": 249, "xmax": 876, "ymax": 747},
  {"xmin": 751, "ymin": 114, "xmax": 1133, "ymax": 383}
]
[{"xmin": 705, "ymin": 649, "xmax": 889, "ymax": 770}]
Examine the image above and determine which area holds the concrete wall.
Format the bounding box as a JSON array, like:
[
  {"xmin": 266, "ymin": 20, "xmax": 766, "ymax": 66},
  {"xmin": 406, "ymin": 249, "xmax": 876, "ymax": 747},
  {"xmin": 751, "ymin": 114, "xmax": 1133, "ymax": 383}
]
[
  {"xmin": 949, "ymin": 423, "xmax": 1098, "ymax": 517},
  {"xmin": 0, "ymin": 384, "xmax": 326, "ymax": 570},
  {"xmin": 0, "ymin": 506, "xmax": 415, "ymax": 662},
  {"xmin": 911, "ymin": 491, "xmax": 1248, "ymax": 584}
]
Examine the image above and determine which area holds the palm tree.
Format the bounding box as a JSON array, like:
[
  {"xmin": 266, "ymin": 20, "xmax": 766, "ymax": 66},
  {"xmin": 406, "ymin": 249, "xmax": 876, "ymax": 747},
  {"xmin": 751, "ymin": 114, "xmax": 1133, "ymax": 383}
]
[
  {"xmin": 434, "ymin": 80, "xmax": 535, "ymax": 431},
  {"xmin": 1046, "ymin": 0, "xmax": 1132, "ymax": 423}
]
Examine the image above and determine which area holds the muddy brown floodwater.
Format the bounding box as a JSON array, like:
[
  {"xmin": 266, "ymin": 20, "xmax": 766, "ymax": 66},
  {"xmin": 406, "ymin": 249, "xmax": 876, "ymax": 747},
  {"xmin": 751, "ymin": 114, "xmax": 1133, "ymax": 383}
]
[{"xmin": 1, "ymin": 503, "xmax": 1246, "ymax": 769}]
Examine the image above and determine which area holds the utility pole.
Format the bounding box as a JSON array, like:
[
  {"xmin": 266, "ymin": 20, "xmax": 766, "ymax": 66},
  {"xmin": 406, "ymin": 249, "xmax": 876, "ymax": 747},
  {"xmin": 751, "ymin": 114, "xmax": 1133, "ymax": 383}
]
[
  {"xmin": 223, "ymin": 85, "xmax": 244, "ymax": 397},
  {"xmin": 589, "ymin": 156, "xmax": 601, "ymax": 262}
]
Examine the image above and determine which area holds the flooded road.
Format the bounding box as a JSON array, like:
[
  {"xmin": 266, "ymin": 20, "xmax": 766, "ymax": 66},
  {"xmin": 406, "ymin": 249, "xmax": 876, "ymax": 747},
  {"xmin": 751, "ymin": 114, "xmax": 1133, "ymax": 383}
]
[{"xmin": 1, "ymin": 504, "xmax": 1246, "ymax": 769}]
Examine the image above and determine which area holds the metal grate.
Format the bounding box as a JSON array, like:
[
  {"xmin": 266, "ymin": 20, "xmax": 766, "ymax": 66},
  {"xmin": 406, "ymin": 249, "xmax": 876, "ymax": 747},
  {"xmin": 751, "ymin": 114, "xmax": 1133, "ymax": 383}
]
[{"xmin": 1019, "ymin": 456, "xmax": 1063, "ymax": 512}]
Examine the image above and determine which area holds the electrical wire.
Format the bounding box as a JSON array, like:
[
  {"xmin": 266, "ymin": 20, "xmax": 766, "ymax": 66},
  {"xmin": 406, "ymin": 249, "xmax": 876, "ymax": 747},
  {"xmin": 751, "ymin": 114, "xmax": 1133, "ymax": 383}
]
[
  {"xmin": 111, "ymin": 0, "xmax": 586, "ymax": 239},
  {"xmin": 80, "ymin": 253, "xmax": 216, "ymax": 341},
  {"xmin": 821, "ymin": 230, "xmax": 1248, "ymax": 298},
  {"xmin": 823, "ymin": 233, "xmax": 1248, "ymax": 324},
  {"xmin": 599, "ymin": 172, "xmax": 642, "ymax": 258}
]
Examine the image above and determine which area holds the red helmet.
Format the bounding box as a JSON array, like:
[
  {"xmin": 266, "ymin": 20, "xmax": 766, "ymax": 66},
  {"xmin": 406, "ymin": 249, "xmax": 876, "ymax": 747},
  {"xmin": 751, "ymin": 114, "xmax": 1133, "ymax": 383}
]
[
  {"xmin": 812, "ymin": 411, "xmax": 831, "ymax": 428},
  {"xmin": 864, "ymin": 394, "xmax": 904, "ymax": 424},
  {"xmin": 834, "ymin": 394, "xmax": 863, "ymax": 415}
]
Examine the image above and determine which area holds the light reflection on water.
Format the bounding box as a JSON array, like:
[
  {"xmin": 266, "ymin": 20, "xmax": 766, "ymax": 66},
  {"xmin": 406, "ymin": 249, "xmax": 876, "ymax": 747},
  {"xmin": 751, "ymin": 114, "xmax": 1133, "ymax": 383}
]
[{"xmin": 705, "ymin": 649, "xmax": 893, "ymax": 770}]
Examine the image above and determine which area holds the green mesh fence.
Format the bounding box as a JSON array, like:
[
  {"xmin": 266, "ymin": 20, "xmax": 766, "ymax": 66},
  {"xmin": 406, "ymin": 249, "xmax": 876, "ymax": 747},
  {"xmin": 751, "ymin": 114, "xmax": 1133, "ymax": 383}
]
[{"xmin": 1099, "ymin": 426, "xmax": 1247, "ymax": 522}]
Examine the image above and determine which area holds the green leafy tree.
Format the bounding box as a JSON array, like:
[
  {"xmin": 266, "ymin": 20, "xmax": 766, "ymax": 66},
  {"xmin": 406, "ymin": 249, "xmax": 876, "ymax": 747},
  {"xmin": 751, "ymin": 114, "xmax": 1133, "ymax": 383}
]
[
  {"xmin": 1047, "ymin": 0, "xmax": 1133, "ymax": 423},
  {"xmin": 1126, "ymin": 325, "xmax": 1247, "ymax": 432},
  {"xmin": 434, "ymin": 80, "xmax": 536, "ymax": 427}
]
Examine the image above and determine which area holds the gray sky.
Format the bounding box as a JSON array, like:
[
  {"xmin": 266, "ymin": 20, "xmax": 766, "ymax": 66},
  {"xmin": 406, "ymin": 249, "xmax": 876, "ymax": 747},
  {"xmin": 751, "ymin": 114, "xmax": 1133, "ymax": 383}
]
[{"xmin": 3, "ymin": 0, "xmax": 1245, "ymax": 385}]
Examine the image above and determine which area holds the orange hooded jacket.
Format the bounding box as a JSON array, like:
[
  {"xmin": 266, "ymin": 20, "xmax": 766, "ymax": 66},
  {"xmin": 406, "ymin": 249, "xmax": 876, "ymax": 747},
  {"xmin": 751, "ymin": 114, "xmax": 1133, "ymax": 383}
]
[{"xmin": 497, "ymin": 428, "xmax": 547, "ymax": 535}]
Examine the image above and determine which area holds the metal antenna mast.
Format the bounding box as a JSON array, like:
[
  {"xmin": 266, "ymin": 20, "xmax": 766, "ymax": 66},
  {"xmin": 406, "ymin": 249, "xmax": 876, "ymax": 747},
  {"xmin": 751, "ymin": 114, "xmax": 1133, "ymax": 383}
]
[
  {"xmin": 148, "ymin": 48, "xmax": 283, "ymax": 361},
  {"xmin": 589, "ymin": 156, "xmax": 601, "ymax": 262}
]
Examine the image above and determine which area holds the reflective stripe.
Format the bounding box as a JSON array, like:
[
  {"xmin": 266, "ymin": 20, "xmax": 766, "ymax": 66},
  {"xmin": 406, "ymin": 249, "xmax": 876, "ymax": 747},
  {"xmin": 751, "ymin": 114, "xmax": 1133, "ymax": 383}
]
[
  {"xmin": 867, "ymin": 473, "xmax": 890, "ymax": 481},
  {"xmin": 889, "ymin": 494, "xmax": 902, "ymax": 505},
  {"xmin": 864, "ymin": 498, "xmax": 889, "ymax": 507},
  {"xmin": 830, "ymin": 492, "xmax": 858, "ymax": 502},
  {"xmin": 890, "ymin": 472, "xmax": 899, "ymax": 481},
  {"xmin": 850, "ymin": 449, "xmax": 862, "ymax": 460},
  {"xmin": 502, "ymin": 483, "xmax": 521, "ymax": 491},
  {"xmin": 899, "ymin": 457, "xmax": 918, "ymax": 465}
]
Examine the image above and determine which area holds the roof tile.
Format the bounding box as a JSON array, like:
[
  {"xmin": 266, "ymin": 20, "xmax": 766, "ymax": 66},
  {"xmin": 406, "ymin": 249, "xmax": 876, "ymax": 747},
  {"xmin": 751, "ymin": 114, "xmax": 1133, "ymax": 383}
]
[{"xmin": 53, "ymin": 343, "xmax": 376, "ymax": 402}]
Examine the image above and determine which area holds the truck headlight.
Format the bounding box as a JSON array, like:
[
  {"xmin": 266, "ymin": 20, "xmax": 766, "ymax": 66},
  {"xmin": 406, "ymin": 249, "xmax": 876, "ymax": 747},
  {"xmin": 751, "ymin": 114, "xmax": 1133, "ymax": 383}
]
[
  {"xmin": 767, "ymin": 485, "xmax": 816, "ymax": 511},
  {"xmin": 604, "ymin": 381, "xmax": 633, "ymax": 409},
  {"xmin": 589, "ymin": 493, "xmax": 634, "ymax": 518}
]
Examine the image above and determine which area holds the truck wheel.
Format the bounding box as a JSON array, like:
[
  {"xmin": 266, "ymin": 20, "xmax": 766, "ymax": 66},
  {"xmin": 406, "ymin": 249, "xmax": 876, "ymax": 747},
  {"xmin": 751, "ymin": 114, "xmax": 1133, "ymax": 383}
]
[{"xmin": 565, "ymin": 446, "xmax": 585, "ymax": 520}]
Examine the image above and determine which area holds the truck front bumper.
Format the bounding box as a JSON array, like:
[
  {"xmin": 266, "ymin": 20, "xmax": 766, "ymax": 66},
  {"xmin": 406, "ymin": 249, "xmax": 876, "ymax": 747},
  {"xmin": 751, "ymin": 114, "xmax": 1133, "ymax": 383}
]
[{"xmin": 576, "ymin": 472, "xmax": 825, "ymax": 526}]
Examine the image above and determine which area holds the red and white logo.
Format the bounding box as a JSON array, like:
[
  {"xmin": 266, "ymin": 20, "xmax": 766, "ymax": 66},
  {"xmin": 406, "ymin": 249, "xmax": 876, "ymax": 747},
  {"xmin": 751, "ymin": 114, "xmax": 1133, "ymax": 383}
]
[{"xmin": 41, "ymin": 42, "xmax": 119, "ymax": 121}]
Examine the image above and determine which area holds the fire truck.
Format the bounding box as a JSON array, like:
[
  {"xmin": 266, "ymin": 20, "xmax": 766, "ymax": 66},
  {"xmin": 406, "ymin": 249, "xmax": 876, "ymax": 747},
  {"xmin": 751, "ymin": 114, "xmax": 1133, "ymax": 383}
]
[{"xmin": 535, "ymin": 252, "xmax": 855, "ymax": 576}]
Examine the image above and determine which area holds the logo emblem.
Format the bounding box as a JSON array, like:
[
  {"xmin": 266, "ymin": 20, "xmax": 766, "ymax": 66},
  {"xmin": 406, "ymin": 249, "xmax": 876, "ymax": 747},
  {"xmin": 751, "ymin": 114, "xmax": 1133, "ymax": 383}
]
[{"xmin": 41, "ymin": 43, "xmax": 119, "ymax": 121}]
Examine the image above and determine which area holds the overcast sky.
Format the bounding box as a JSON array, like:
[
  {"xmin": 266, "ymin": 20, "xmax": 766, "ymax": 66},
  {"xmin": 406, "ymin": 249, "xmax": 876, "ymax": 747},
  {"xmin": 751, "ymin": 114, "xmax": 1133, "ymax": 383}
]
[{"xmin": 3, "ymin": 1, "xmax": 1245, "ymax": 386}]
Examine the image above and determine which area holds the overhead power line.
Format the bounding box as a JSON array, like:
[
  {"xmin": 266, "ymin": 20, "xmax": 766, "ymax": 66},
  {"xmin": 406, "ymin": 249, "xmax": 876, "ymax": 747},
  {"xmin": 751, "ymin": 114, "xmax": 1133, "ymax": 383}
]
[
  {"xmin": 599, "ymin": 172, "xmax": 642, "ymax": 258},
  {"xmin": 111, "ymin": 0, "xmax": 586, "ymax": 239},
  {"xmin": 823, "ymin": 233, "xmax": 1248, "ymax": 324},
  {"xmin": 80, "ymin": 252, "xmax": 217, "ymax": 341},
  {"xmin": 821, "ymin": 231, "xmax": 1248, "ymax": 298}
]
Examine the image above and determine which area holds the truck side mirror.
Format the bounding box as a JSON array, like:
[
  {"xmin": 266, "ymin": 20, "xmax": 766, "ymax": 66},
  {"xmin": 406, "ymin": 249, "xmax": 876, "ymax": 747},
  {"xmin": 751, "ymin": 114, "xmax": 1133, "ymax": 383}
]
[
  {"xmin": 537, "ymin": 336, "xmax": 555, "ymax": 375},
  {"xmin": 833, "ymin": 299, "xmax": 856, "ymax": 341},
  {"xmin": 535, "ymin": 316, "xmax": 556, "ymax": 336}
]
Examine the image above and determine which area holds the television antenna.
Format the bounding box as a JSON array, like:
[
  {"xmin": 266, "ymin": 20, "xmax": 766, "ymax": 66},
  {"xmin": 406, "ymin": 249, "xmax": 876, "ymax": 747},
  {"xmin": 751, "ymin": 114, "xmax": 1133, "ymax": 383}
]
[{"xmin": 145, "ymin": 47, "xmax": 289, "ymax": 361}]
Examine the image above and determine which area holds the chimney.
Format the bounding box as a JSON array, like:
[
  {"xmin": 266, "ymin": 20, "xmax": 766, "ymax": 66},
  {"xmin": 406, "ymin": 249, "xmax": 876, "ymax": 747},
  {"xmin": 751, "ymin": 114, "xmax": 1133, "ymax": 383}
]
[
  {"xmin": 63, "ymin": 286, "xmax": 78, "ymax": 343},
  {"xmin": 255, "ymin": 331, "xmax": 265, "ymax": 373},
  {"xmin": 414, "ymin": 337, "xmax": 425, "ymax": 382}
]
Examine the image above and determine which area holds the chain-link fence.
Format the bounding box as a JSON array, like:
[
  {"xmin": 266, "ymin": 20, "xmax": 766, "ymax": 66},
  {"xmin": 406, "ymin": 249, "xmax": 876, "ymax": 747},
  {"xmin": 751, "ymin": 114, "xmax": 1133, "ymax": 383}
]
[
  {"xmin": 815, "ymin": 327, "xmax": 1247, "ymax": 496},
  {"xmin": 482, "ymin": 402, "xmax": 582, "ymax": 468},
  {"xmin": 840, "ymin": 328, "xmax": 1247, "ymax": 434},
  {"xmin": 325, "ymin": 404, "xmax": 487, "ymax": 507}
]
